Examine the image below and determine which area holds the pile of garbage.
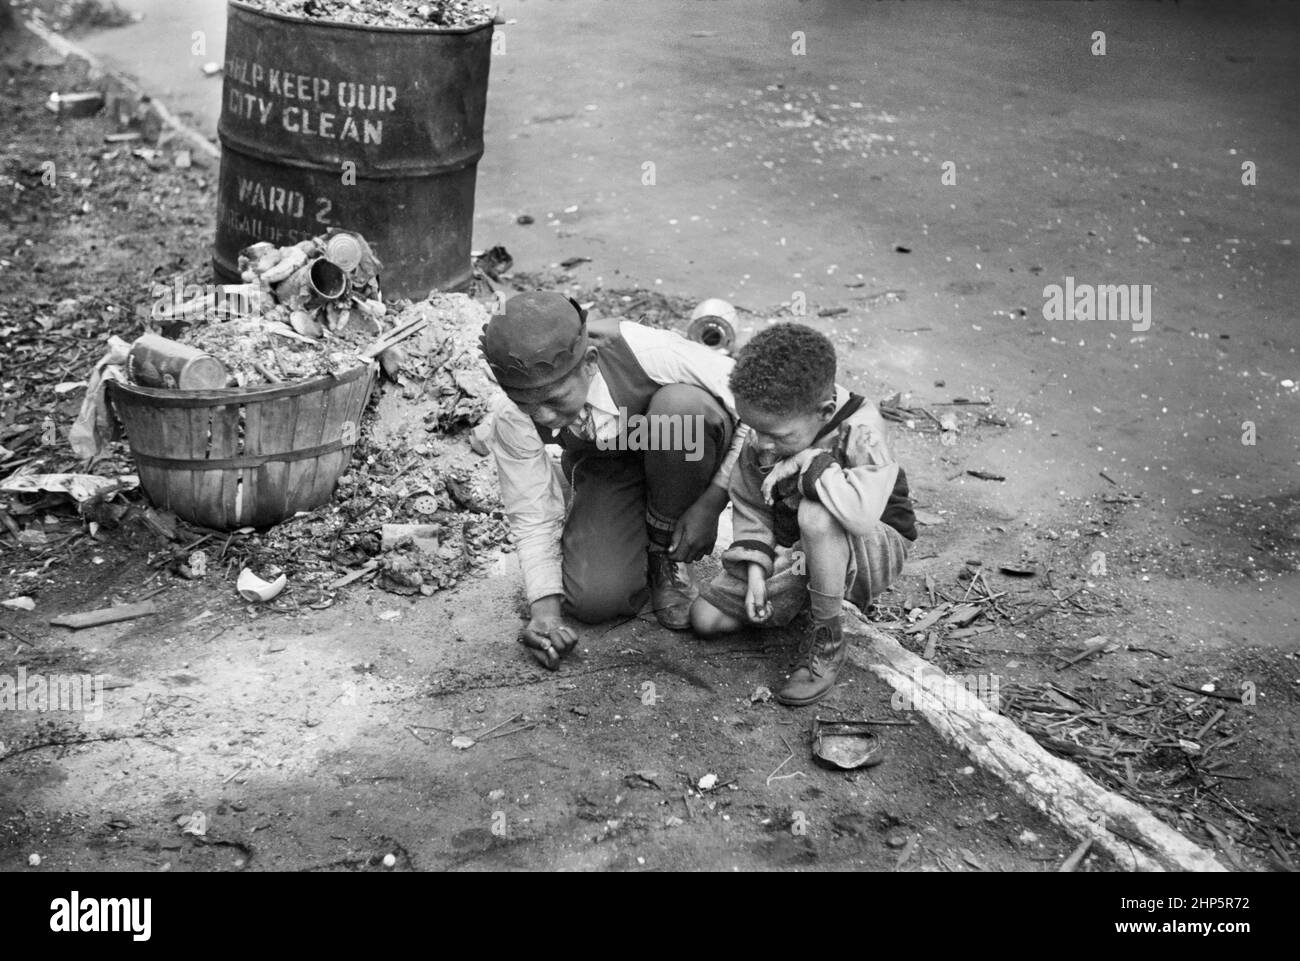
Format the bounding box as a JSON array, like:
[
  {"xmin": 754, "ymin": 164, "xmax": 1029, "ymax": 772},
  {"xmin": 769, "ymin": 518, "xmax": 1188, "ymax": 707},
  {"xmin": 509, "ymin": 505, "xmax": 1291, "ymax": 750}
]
[
  {"xmin": 216, "ymin": 290, "xmax": 513, "ymax": 597},
  {"xmin": 245, "ymin": 0, "xmax": 498, "ymax": 29},
  {"xmin": 154, "ymin": 229, "xmax": 389, "ymax": 387}
]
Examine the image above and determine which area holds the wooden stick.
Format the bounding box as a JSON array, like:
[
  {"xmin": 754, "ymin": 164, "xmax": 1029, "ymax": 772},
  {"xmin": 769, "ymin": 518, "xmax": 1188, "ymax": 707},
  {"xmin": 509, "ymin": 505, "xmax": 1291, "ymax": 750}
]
[
  {"xmin": 328, "ymin": 559, "xmax": 379, "ymax": 588},
  {"xmin": 1194, "ymin": 709, "xmax": 1226, "ymax": 745},
  {"xmin": 473, "ymin": 712, "xmax": 524, "ymax": 739},
  {"xmin": 1171, "ymin": 682, "xmax": 1242, "ymax": 703},
  {"xmin": 50, "ymin": 600, "xmax": 158, "ymax": 630},
  {"xmin": 0, "ymin": 623, "xmax": 37, "ymax": 647},
  {"xmin": 360, "ymin": 315, "xmax": 432, "ymax": 359},
  {"xmin": 1059, "ymin": 837, "xmax": 1092, "ymax": 872}
]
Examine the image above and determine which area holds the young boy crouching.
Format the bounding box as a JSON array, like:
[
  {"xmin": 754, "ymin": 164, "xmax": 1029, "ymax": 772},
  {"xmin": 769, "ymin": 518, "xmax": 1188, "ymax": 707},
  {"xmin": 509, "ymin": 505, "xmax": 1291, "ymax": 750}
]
[{"xmin": 690, "ymin": 323, "xmax": 917, "ymax": 705}]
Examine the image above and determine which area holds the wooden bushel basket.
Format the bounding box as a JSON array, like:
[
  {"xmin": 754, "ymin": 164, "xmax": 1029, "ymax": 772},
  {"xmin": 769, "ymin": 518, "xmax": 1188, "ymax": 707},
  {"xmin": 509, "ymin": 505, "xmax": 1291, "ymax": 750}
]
[{"xmin": 107, "ymin": 363, "xmax": 378, "ymax": 531}]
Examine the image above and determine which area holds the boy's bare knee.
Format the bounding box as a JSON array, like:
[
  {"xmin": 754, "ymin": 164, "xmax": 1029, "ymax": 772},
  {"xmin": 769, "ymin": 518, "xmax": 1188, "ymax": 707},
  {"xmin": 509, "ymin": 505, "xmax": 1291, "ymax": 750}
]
[
  {"xmin": 690, "ymin": 597, "xmax": 731, "ymax": 636},
  {"xmin": 798, "ymin": 499, "xmax": 841, "ymax": 538}
]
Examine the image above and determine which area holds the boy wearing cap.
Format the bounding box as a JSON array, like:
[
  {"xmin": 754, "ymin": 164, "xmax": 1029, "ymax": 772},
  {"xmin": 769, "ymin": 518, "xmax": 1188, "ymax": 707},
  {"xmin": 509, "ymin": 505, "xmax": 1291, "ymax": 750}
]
[
  {"xmin": 480, "ymin": 291, "xmax": 749, "ymax": 669},
  {"xmin": 690, "ymin": 324, "xmax": 916, "ymax": 706}
]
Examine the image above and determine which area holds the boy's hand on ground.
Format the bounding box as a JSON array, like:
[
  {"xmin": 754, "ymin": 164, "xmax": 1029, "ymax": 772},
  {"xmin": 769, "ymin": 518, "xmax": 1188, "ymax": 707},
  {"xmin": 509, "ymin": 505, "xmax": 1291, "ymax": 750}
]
[
  {"xmin": 519, "ymin": 596, "xmax": 578, "ymax": 670},
  {"xmin": 745, "ymin": 564, "xmax": 772, "ymax": 623},
  {"xmin": 669, "ymin": 486, "xmax": 728, "ymax": 562},
  {"xmin": 760, "ymin": 449, "xmax": 819, "ymax": 505}
]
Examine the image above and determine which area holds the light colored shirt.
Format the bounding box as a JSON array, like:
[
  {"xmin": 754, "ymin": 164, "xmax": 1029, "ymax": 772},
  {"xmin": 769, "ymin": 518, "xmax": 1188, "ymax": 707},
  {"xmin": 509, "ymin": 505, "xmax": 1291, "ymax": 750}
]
[{"xmin": 488, "ymin": 320, "xmax": 750, "ymax": 604}]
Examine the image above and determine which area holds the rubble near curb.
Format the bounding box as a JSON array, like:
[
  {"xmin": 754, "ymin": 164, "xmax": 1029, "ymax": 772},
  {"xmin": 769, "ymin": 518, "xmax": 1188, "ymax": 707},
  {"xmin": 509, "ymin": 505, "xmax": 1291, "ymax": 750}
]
[{"xmin": 18, "ymin": 14, "xmax": 220, "ymax": 162}]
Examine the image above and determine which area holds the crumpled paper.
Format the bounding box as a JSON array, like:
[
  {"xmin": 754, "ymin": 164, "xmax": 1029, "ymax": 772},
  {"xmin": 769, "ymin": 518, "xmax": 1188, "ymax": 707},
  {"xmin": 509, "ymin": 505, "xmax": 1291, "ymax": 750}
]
[
  {"xmin": 69, "ymin": 335, "xmax": 131, "ymax": 458},
  {"xmin": 0, "ymin": 472, "xmax": 139, "ymax": 502}
]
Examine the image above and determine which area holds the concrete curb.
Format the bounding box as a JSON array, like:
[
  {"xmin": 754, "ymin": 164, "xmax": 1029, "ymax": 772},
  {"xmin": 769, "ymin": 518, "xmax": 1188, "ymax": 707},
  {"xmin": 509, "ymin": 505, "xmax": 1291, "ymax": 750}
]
[
  {"xmin": 844, "ymin": 609, "xmax": 1229, "ymax": 872},
  {"xmin": 19, "ymin": 14, "xmax": 221, "ymax": 162}
]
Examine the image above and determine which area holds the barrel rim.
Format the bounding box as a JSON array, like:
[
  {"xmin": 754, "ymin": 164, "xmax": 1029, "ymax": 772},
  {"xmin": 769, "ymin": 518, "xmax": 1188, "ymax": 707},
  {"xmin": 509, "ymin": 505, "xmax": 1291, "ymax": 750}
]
[
  {"xmin": 108, "ymin": 361, "xmax": 376, "ymax": 409},
  {"xmin": 228, "ymin": 0, "xmax": 495, "ymax": 36}
]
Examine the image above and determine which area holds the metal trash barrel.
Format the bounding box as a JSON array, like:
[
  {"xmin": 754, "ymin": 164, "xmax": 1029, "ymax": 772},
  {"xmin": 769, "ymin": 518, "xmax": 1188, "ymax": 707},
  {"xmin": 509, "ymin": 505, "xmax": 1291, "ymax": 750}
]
[{"xmin": 213, "ymin": 1, "xmax": 492, "ymax": 297}]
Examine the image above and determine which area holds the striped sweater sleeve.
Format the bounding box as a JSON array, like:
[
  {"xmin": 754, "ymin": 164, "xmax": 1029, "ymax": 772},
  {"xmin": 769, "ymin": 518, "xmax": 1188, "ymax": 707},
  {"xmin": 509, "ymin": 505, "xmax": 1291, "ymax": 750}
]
[{"xmin": 720, "ymin": 446, "xmax": 776, "ymax": 578}]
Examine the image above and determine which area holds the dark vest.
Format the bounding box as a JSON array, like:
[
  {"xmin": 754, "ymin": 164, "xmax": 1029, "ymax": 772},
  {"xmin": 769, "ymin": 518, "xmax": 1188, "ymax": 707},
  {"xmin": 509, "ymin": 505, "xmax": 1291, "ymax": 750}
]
[{"xmin": 534, "ymin": 318, "xmax": 661, "ymax": 457}]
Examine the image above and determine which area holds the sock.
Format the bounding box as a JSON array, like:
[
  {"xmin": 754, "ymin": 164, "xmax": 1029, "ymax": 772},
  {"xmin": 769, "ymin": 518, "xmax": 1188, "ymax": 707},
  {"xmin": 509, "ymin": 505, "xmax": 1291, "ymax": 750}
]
[{"xmin": 808, "ymin": 587, "xmax": 843, "ymax": 621}]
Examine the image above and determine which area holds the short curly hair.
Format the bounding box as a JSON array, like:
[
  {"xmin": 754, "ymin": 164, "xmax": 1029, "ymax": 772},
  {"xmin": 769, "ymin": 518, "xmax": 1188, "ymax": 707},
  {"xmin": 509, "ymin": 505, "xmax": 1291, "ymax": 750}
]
[{"xmin": 729, "ymin": 323, "xmax": 836, "ymax": 415}]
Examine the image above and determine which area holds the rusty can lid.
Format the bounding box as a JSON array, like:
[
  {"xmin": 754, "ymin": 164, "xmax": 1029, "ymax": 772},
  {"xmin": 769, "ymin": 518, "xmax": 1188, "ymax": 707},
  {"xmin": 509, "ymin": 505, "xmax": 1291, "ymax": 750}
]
[{"xmin": 325, "ymin": 233, "xmax": 364, "ymax": 273}]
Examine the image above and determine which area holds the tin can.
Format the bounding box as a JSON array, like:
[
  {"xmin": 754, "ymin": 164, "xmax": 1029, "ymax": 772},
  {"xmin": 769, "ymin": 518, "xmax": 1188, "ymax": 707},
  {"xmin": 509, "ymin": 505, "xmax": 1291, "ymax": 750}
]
[
  {"xmin": 325, "ymin": 233, "xmax": 364, "ymax": 273},
  {"xmin": 687, "ymin": 298, "xmax": 737, "ymax": 354},
  {"xmin": 128, "ymin": 334, "xmax": 230, "ymax": 390}
]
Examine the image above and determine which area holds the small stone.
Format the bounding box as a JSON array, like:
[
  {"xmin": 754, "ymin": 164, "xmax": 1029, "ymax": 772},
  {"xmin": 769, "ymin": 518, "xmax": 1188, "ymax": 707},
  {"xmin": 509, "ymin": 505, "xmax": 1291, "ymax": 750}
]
[
  {"xmin": 698, "ymin": 773, "xmax": 718, "ymax": 791},
  {"xmin": 28, "ymin": 853, "xmax": 41, "ymax": 867},
  {"xmin": 382, "ymin": 853, "xmax": 397, "ymax": 869},
  {"xmin": 886, "ymin": 832, "xmax": 909, "ymax": 849}
]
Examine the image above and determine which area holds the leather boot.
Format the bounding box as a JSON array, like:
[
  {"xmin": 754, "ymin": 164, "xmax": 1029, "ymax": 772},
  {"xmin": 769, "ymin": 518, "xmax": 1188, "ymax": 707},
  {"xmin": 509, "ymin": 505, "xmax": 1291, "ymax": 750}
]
[
  {"xmin": 647, "ymin": 546, "xmax": 693, "ymax": 630},
  {"xmin": 776, "ymin": 614, "xmax": 848, "ymax": 706}
]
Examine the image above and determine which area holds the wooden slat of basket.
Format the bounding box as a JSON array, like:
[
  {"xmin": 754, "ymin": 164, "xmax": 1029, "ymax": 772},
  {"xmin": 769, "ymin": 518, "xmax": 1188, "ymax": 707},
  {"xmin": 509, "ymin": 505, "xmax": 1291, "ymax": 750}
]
[
  {"xmin": 285, "ymin": 376, "xmax": 328, "ymax": 518},
  {"xmin": 258, "ymin": 392, "xmax": 301, "ymax": 519},
  {"xmin": 183, "ymin": 405, "xmax": 214, "ymax": 526},
  {"xmin": 303, "ymin": 373, "xmax": 340, "ymax": 509},
  {"xmin": 202, "ymin": 403, "xmax": 239, "ymax": 529},
  {"xmin": 208, "ymin": 403, "xmax": 240, "ymax": 458},
  {"xmin": 148, "ymin": 403, "xmax": 187, "ymax": 519}
]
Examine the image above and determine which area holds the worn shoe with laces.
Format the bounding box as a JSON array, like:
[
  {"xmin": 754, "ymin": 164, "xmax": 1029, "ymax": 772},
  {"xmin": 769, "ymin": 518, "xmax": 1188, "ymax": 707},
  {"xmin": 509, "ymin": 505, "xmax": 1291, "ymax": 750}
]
[
  {"xmin": 776, "ymin": 614, "xmax": 848, "ymax": 706},
  {"xmin": 647, "ymin": 547, "xmax": 694, "ymax": 630}
]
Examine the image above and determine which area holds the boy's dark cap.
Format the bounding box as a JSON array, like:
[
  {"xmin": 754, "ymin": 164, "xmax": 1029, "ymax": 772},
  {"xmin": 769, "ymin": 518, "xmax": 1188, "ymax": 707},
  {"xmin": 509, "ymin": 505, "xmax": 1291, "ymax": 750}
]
[{"xmin": 479, "ymin": 291, "xmax": 589, "ymax": 390}]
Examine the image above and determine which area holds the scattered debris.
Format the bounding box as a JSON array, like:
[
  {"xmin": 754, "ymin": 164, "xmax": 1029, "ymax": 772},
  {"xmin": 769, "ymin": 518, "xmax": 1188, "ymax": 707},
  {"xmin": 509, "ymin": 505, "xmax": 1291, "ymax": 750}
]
[
  {"xmin": 0, "ymin": 472, "xmax": 137, "ymax": 503},
  {"xmin": 998, "ymin": 563, "xmax": 1037, "ymax": 577},
  {"xmin": 242, "ymin": 0, "xmax": 496, "ymax": 28},
  {"xmin": 236, "ymin": 569, "xmax": 287, "ymax": 603},
  {"xmin": 625, "ymin": 770, "xmax": 662, "ymax": 790},
  {"xmin": 45, "ymin": 91, "xmax": 104, "ymax": 118}
]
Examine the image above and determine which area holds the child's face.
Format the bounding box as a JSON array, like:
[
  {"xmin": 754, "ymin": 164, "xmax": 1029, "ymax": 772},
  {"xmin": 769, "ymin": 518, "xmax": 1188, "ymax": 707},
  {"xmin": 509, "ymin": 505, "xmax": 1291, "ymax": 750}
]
[
  {"xmin": 505, "ymin": 349, "xmax": 598, "ymax": 431},
  {"xmin": 738, "ymin": 397, "xmax": 836, "ymax": 461}
]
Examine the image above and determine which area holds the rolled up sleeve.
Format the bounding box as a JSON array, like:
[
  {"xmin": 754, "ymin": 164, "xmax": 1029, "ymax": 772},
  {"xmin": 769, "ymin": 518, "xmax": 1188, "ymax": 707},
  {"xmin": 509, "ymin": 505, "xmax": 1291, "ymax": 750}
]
[{"xmin": 487, "ymin": 396, "xmax": 566, "ymax": 604}]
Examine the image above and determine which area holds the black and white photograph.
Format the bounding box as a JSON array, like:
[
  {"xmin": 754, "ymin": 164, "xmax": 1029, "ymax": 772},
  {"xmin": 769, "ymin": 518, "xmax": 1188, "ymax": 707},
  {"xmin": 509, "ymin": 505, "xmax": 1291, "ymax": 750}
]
[{"xmin": 0, "ymin": 0, "xmax": 1294, "ymax": 910}]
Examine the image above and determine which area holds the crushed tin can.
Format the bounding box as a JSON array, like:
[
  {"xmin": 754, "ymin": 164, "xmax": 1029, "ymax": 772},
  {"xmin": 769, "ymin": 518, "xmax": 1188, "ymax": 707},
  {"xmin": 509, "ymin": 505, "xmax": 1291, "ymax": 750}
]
[{"xmin": 811, "ymin": 718, "xmax": 887, "ymax": 770}]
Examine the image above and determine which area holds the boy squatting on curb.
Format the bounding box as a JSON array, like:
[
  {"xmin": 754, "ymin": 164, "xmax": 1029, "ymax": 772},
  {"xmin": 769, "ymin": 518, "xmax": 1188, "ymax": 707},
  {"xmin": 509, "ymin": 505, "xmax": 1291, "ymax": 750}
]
[
  {"xmin": 691, "ymin": 323, "xmax": 918, "ymax": 705},
  {"xmin": 479, "ymin": 291, "xmax": 751, "ymax": 667}
]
